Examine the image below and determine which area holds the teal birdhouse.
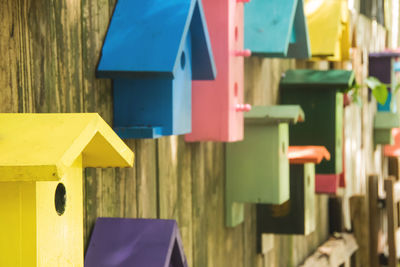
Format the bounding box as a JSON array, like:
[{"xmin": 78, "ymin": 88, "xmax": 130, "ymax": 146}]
[
  {"xmin": 256, "ymin": 146, "xmax": 330, "ymax": 250},
  {"xmin": 244, "ymin": 0, "xmax": 310, "ymax": 58},
  {"xmin": 226, "ymin": 105, "xmax": 304, "ymax": 227},
  {"xmin": 374, "ymin": 112, "xmax": 400, "ymax": 145}
]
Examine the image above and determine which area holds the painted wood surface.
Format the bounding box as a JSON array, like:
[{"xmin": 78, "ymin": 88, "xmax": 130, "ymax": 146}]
[
  {"xmin": 244, "ymin": 0, "xmax": 310, "ymax": 58},
  {"xmin": 0, "ymin": 1, "xmax": 387, "ymax": 266},
  {"xmin": 85, "ymin": 218, "xmax": 188, "ymax": 267},
  {"xmin": 186, "ymin": 0, "xmax": 250, "ymax": 142},
  {"xmin": 225, "ymin": 105, "xmax": 304, "ymax": 227},
  {"xmin": 0, "ymin": 114, "xmax": 133, "ymax": 266}
]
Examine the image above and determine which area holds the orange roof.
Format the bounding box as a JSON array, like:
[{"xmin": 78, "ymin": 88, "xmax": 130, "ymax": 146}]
[
  {"xmin": 288, "ymin": 146, "xmax": 331, "ymax": 164},
  {"xmin": 384, "ymin": 128, "xmax": 400, "ymax": 157}
]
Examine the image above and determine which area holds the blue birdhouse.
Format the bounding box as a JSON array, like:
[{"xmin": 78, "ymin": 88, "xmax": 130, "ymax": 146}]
[
  {"xmin": 97, "ymin": 0, "xmax": 216, "ymax": 139},
  {"xmin": 244, "ymin": 0, "xmax": 310, "ymax": 58}
]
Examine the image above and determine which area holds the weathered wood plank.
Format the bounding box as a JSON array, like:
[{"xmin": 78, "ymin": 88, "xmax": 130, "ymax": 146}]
[
  {"xmin": 158, "ymin": 136, "xmax": 193, "ymax": 266},
  {"xmin": 350, "ymin": 195, "xmax": 370, "ymax": 267}
]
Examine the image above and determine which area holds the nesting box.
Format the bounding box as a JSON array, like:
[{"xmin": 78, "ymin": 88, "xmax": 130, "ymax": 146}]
[
  {"xmin": 256, "ymin": 146, "xmax": 330, "ymax": 249},
  {"xmin": 226, "ymin": 105, "xmax": 304, "ymax": 227},
  {"xmin": 0, "ymin": 114, "xmax": 134, "ymax": 267},
  {"xmin": 85, "ymin": 218, "xmax": 187, "ymax": 267},
  {"xmin": 304, "ymin": 0, "xmax": 350, "ymax": 61},
  {"xmin": 369, "ymin": 51, "xmax": 400, "ymax": 111},
  {"xmin": 244, "ymin": 0, "xmax": 310, "ymax": 58},
  {"xmin": 97, "ymin": 0, "xmax": 216, "ymax": 139},
  {"xmin": 185, "ymin": 0, "xmax": 251, "ymax": 142},
  {"xmin": 280, "ymin": 70, "xmax": 354, "ymax": 194},
  {"xmin": 374, "ymin": 112, "xmax": 400, "ymax": 145}
]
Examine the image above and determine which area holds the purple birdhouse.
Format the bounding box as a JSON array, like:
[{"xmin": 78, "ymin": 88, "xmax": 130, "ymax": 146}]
[{"xmin": 85, "ymin": 218, "xmax": 188, "ymax": 267}]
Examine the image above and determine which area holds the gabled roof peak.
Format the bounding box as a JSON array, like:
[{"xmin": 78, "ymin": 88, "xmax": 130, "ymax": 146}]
[{"xmin": 97, "ymin": 0, "xmax": 216, "ymax": 80}]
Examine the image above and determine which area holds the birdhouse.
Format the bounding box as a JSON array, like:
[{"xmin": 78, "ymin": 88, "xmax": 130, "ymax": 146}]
[
  {"xmin": 85, "ymin": 218, "xmax": 187, "ymax": 267},
  {"xmin": 185, "ymin": 0, "xmax": 251, "ymax": 142},
  {"xmin": 226, "ymin": 105, "xmax": 304, "ymax": 227},
  {"xmin": 304, "ymin": 0, "xmax": 350, "ymax": 61},
  {"xmin": 369, "ymin": 51, "xmax": 400, "ymax": 111},
  {"xmin": 244, "ymin": 0, "xmax": 310, "ymax": 58},
  {"xmin": 280, "ymin": 70, "xmax": 354, "ymax": 194},
  {"xmin": 256, "ymin": 146, "xmax": 330, "ymax": 248},
  {"xmin": 0, "ymin": 113, "xmax": 134, "ymax": 267},
  {"xmin": 97, "ymin": 0, "xmax": 216, "ymax": 139},
  {"xmin": 374, "ymin": 112, "xmax": 400, "ymax": 145}
]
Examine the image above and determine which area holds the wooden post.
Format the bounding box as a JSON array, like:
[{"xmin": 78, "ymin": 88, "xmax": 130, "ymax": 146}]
[
  {"xmin": 299, "ymin": 233, "xmax": 358, "ymax": 267},
  {"xmin": 384, "ymin": 177, "xmax": 399, "ymax": 267},
  {"xmin": 350, "ymin": 195, "xmax": 370, "ymax": 267},
  {"xmin": 368, "ymin": 174, "xmax": 380, "ymax": 267}
]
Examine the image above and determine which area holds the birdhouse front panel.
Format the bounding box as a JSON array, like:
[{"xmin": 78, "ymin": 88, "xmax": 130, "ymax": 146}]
[
  {"xmin": 244, "ymin": 0, "xmax": 310, "ymax": 58},
  {"xmin": 186, "ymin": 0, "xmax": 250, "ymax": 142},
  {"xmin": 0, "ymin": 114, "xmax": 134, "ymax": 266},
  {"xmin": 256, "ymin": 146, "xmax": 329, "ymax": 240},
  {"xmin": 280, "ymin": 70, "xmax": 354, "ymax": 175},
  {"xmin": 114, "ymin": 35, "xmax": 193, "ymax": 139},
  {"xmin": 256, "ymin": 163, "xmax": 314, "ymax": 240},
  {"xmin": 281, "ymin": 88, "xmax": 343, "ymax": 174},
  {"xmin": 226, "ymin": 105, "xmax": 304, "ymax": 227},
  {"xmin": 97, "ymin": 0, "xmax": 216, "ymax": 139}
]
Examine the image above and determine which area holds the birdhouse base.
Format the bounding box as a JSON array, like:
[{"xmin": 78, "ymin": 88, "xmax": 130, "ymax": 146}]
[{"xmin": 116, "ymin": 126, "xmax": 164, "ymax": 139}]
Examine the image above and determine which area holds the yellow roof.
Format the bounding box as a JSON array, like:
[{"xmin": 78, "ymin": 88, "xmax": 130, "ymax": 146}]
[
  {"xmin": 305, "ymin": 0, "xmax": 350, "ymax": 61},
  {"xmin": 0, "ymin": 113, "xmax": 134, "ymax": 182}
]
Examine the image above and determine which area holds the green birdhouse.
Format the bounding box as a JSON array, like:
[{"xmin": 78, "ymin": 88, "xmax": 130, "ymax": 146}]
[
  {"xmin": 374, "ymin": 112, "xmax": 400, "ymax": 145},
  {"xmin": 280, "ymin": 70, "xmax": 355, "ymax": 175},
  {"xmin": 256, "ymin": 146, "xmax": 330, "ymax": 251},
  {"xmin": 226, "ymin": 105, "xmax": 304, "ymax": 227}
]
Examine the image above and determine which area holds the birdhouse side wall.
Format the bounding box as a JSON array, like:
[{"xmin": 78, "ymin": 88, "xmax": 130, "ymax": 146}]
[{"xmin": 172, "ymin": 31, "xmax": 193, "ymax": 135}]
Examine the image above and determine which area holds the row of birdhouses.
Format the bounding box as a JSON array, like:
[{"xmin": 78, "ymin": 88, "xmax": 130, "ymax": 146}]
[{"xmin": 96, "ymin": 0, "xmax": 351, "ymax": 141}]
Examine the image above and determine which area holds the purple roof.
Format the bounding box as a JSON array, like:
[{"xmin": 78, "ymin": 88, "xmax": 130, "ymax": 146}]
[
  {"xmin": 85, "ymin": 218, "xmax": 188, "ymax": 267},
  {"xmin": 369, "ymin": 51, "xmax": 400, "ymax": 58}
]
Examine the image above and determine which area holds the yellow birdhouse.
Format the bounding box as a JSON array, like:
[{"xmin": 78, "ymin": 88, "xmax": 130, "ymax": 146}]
[
  {"xmin": 305, "ymin": 0, "xmax": 350, "ymax": 61},
  {"xmin": 0, "ymin": 113, "xmax": 134, "ymax": 267}
]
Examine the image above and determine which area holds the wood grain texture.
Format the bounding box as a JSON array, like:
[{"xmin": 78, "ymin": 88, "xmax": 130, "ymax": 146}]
[
  {"xmin": 350, "ymin": 195, "xmax": 370, "ymax": 267},
  {"xmin": 0, "ymin": 1, "xmax": 388, "ymax": 266}
]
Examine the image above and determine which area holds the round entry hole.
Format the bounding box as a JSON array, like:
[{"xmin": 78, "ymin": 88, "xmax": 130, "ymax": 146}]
[{"xmin": 55, "ymin": 183, "xmax": 66, "ymax": 216}]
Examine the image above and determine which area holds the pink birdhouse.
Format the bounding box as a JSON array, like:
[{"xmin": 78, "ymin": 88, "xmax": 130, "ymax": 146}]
[{"xmin": 185, "ymin": 0, "xmax": 251, "ymax": 142}]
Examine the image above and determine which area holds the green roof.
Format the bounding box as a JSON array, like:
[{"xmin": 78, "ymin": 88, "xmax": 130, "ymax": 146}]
[
  {"xmin": 280, "ymin": 70, "xmax": 355, "ymax": 90},
  {"xmin": 245, "ymin": 105, "xmax": 304, "ymax": 125},
  {"xmin": 374, "ymin": 112, "xmax": 400, "ymax": 129}
]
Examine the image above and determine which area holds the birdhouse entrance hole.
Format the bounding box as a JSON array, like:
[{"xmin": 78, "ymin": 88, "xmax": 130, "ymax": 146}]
[
  {"xmin": 180, "ymin": 52, "xmax": 186, "ymax": 70},
  {"xmin": 55, "ymin": 183, "xmax": 66, "ymax": 216}
]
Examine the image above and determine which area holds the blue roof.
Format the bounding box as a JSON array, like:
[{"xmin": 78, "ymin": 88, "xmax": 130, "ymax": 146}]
[
  {"xmin": 97, "ymin": 0, "xmax": 216, "ymax": 80},
  {"xmin": 244, "ymin": 0, "xmax": 310, "ymax": 58}
]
